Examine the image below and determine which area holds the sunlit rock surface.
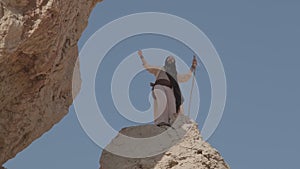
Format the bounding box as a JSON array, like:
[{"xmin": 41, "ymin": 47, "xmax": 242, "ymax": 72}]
[
  {"xmin": 0, "ymin": 0, "xmax": 102, "ymax": 165},
  {"xmin": 100, "ymin": 115, "xmax": 230, "ymax": 169}
]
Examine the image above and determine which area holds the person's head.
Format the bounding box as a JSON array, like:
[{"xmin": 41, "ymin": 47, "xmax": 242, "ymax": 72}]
[
  {"xmin": 164, "ymin": 56, "xmax": 176, "ymax": 67},
  {"xmin": 164, "ymin": 56, "xmax": 177, "ymax": 79},
  {"xmin": 165, "ymin": 55, "xmax": 175, "ymax": 65}
]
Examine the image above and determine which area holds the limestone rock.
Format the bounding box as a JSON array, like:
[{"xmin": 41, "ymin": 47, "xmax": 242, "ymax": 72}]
[
  {"xmin": 0, "ymin": 0, "xmax": 102, "ymax": 166},
  {"xmin": 100, "ymin": 115, "xmax": 230, "ymax": 169}
]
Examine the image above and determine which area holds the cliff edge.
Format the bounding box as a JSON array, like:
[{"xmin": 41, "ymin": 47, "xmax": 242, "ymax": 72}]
[{"xmin": 100, "ymin": 115, "xmax": 230, "ymax": 169}]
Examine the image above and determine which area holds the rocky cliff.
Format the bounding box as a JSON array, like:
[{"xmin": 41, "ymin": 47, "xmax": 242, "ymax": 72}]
[
  {"xmin": 100, "ymin": 115, "xmax": 230, "ymax": 169},
  {"xmin": 0, "ymin": 0, "xmax": 101, "ymax": 165}
]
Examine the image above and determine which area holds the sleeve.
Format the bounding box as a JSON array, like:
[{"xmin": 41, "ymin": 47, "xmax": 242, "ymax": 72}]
[
  {"xmin": 177, "ymin": 70, "xmax": 193, "ymax": 83},
  {"xmin": 141, "ymin": 57, "xmax": 160, "ymax": 75}
]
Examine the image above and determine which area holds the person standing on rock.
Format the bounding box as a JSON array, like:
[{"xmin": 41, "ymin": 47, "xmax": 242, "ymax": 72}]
[{"xmin": 138, "ymin": 50, "xmax": 197, "ymax": 127}]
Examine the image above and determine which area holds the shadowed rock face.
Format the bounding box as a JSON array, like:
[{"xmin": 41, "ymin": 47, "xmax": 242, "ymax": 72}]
[
  {"xmin": 100, "ymin": 115, "xmax": 230, "ymax": 169},
  {"xmin": 0, "ymin": 0, "xmax": 102, "ymax": 165}
]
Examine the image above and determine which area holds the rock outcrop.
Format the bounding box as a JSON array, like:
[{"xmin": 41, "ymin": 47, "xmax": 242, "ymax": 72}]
[
  {"xmin": 0, "ymin": 0, "xmax": 101, "ymax": 165},
  {"xmin": 100, "ymin": 115, "xmax": 230, "ymax": 169}
]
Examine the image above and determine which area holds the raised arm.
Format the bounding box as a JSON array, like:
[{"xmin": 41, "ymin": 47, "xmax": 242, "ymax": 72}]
[
  {"xmin": 138, "ymin": 50, "xmax": 160, "ymax": 75},
  {"xmin": 177, "ymin": 56, "xmax": 198, "ymax": 83},
  {"xmin": 177, "ymin": 70, "xmax": 193, "ymax": 83}
]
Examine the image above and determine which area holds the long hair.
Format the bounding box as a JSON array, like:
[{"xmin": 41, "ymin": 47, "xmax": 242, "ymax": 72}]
[{"xmin": 164, "ymin": 56, "xmax": 183, "ymax": 113}]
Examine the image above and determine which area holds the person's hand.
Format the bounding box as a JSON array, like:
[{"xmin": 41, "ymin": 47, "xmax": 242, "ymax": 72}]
[
  {"xmin": 138, "ymin": 50, "xmax": 143, "ymax": 58},
  {"xmin": 192, "ymin": 56, "xmax": 197, "ymax": 67},
  {"xmin": 190, "ymin": 56, "xmax": 197, "ymax": 72}
]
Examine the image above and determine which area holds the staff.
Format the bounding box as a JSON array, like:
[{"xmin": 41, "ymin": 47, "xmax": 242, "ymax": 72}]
[{"xmin": 188, "ymin": 55, "xmax": 197, "ymax": 117}]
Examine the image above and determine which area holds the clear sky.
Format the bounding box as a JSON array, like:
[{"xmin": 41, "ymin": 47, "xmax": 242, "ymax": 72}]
[{"xmin": 4, "ymin": 0, "xmax": 300, "ymax": 169}]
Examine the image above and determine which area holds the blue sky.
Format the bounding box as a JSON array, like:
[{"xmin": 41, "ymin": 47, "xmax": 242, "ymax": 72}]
[{"xmin": 4, "ymin": 0, "xmax": 300, "ymax": 168}]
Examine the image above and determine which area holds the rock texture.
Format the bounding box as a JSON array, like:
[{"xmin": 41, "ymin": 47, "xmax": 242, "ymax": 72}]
[
  {"xmin": 100, "ymin": 115, "xmax": 230, "ymax": 169},
  {"xmin": 0, "ymin": 0, "xmax": 101, "ymax": 165}
]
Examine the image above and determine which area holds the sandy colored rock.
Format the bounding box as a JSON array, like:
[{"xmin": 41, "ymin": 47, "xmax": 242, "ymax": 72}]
[
  {"xmin": 0, "ymin": 0, "xmax": 102, "ymax": 166},
  {"xmin": 100, "ymin": 115, "xmax": 230, "ymax": 169}
]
